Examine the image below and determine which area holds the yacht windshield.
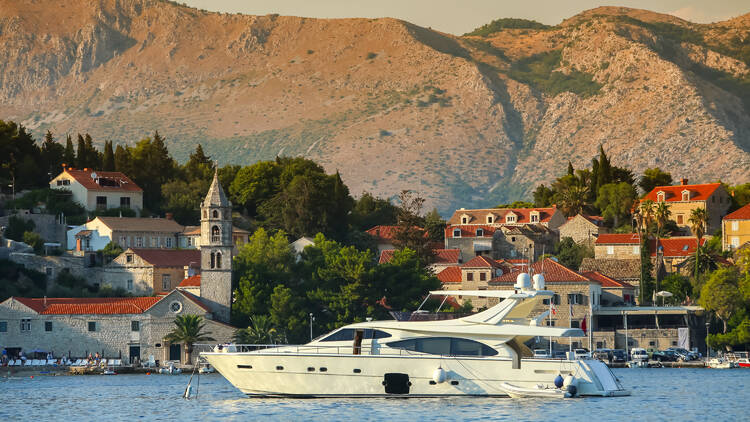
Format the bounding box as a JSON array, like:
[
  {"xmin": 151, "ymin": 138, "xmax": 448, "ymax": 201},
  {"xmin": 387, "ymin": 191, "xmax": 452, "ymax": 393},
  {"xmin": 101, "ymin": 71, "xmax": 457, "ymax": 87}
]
[
  {"xmin": 386, "ymin": 337, "xmax": 498, "ymax": 357},
  {"xmin": 319, "ymin": 328, "xmax": 392, "ymax": 342}
]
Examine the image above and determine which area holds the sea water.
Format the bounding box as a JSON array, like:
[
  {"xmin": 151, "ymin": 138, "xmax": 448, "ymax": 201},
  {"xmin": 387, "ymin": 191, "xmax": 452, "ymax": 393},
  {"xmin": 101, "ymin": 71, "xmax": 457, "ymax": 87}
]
[{"xmin": 2, "ymin": 368, "xmax": 749, "ymax": 421}]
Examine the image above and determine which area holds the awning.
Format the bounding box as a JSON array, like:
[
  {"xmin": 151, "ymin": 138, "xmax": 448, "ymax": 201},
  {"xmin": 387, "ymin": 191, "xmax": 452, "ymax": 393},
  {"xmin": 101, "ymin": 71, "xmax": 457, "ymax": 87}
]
[{"xmin": 75, "ymin": 230, "xmax": 93, "ymax": 237}]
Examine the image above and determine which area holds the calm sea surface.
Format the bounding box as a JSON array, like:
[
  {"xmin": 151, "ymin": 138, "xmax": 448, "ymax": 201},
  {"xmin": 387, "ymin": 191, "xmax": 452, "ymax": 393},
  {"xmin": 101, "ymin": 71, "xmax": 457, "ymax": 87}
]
[{"xmin": 2, "ymin": 368, "xmax": 749, "ymax": 421}]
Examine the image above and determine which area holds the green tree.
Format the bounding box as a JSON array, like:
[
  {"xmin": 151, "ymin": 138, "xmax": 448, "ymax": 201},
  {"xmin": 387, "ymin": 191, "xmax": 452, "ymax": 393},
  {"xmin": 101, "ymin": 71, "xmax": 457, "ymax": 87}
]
[
  {"xmin": 392, "ymin": 190, "xmax": 432, "ymax": 264},
  {"xmin": 234, "ymin": 315, "xmax": 281, "ymax": 344},
  {"xmin": 554, "ymin": 177, "xmax": 590, "ymax": 217},
  {"xmin": 349, "ymin": 192, "xmax": 398, "ymax": 231},
  {"xmin": 595, "ymin": 182, "xmax": 637, "ymax": 228},
  {"xmin": 269, "ymin": 285, "xmax": 307, "ymax": 341},
  {"xmin": 163, "ymin": 314, "xmax": 215, "ymax": 364},
  {"xmin": 639, "ymin": 167, "xmax": 672, "ymax": 194},
  {"xmin": 423, "ymin": 208, "xmax": 446, "ymax": 243},
  {"xmin": 596, "ymin": 145, "xmax": 612, "ymax": 189},
  {"xmin": 700, "ymin": 267, "xmax": 743, "ymax": 333},
  {"xmin": 40, "ymin": 130, "xmax": 64, "ymax": 177},
  {"xmin": 567, "ymin": 161, "xmax": 574, "ymax": 176},
  {"xmin": 113, "ymin": 144, "xmax": 131, "ymax": 175},
  {"xmin": 229, "ymin": 160, "xmax": 282, "ymax": 216},
  {"xmin": 22, "ymin": 231, "xmax": 44, "ymax": 255},
  {"xmin": 102, "ymin": 140, "xmax": 115, "ymax": 171},
  {"xmin": 660, "ymin": 273, "xmax": 691, "ymax": 304},
  {"xmin": 128, "ymin": 132, "xmax": 177, "ymax": 212},
  {"xmin": 101, "ymin": 241, "xmax": 124, "ymax": 262},
  {"xmin": 496, "ymin": 201, "xmax": 535, "ymax": 209},
  {"xmin": 4, "ymin": 216, "xmax": 35, "ymax": 241},
  {"xmin": 653, "ymin": 201, "xmax": 672, "ymax": 295},
  {"xmin": 0, "ymin": 120, "xmax": 44, "ymax": 189},
  {"xmin": 62, "ymin": 134, "xmax": 76, "ymax": 167},
  {"xmin": 553, "ymin": 237, "xmax": 593, "ymax": 271},
  {"xmin": 688, "ymin": 207, "xmax": 708, "ymax": 280},
  {"xmin": 532, "ymin": 184, "xmax": 554, "ymax": 207}
]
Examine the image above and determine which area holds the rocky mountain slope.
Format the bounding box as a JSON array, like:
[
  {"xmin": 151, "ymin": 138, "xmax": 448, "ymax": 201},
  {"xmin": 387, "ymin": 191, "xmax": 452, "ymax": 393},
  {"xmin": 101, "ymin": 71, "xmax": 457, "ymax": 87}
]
[{"xmin": 1, "ymin": 1, "xmax": 749, "ymax": 213}]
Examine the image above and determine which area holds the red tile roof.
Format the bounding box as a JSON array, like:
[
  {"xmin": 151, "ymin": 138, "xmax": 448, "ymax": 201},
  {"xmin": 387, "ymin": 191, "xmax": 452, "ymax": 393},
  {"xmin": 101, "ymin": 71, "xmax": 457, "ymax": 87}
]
[
  {"xmin": 436, "ymin": 266, "xmax": 462, "ymax": 283},
  {"xmin": 178, "ymin": 274, "xmax": 201, "ymax": 287},
  {"xmin": 379, "ymin": 248, "xmax": 461, "ymax": 265},
  {"xmin": 366, "ymin": 225, "xmax": 427, "ymax": 241},
  {"xmin": 596, "ymin": 233, "xmax": 641, "ymax": 245},
  {"xmin": 491, "ymin": 258, "xmax": 591, "ymax": 284},
  {"xmin": 655, "ymin": 237, "xmax": 705, "ymax": 257},
  {"xmin": 462, "ymin": 255, "xmax": 503, "ymax": 268},
  {"xmin": 60, "ymin": 168, "xmax": 142, "ymax": 192},
  {"xmin": 445, "ymin": 225, "xmax": 497, "ymax": 237},
  {"xmin": 13, "ymin": 297, "xmax": 162, "ymax": 315},
  {"xmin": 129, "ymin": 248, "xmax": 200, "ymax": 267},
  {"xmin": 447, "ymin": 207, "xmax": 558, "ymax": 225},
  {"xmin": 724, "ymin": 203, "xmax": 750, "ymax": 220},
  {"xmin": 379, "ymin": 249, "xmax": 395, "ymax": 264},
  {"xmin": 643, "ymin": 182, "xmax": 721, "ymax": 203},
  {"xmin": 581, "ymin": 271, "xmax": 635, "ymax": 288}
]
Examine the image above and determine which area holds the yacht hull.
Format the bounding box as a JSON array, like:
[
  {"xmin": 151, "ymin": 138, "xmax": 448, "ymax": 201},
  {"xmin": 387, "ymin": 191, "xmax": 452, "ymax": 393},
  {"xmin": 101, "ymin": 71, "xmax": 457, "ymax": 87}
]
[{"xmin": 202, "ymin": 352, "xmax": 628, "ymax": 398}]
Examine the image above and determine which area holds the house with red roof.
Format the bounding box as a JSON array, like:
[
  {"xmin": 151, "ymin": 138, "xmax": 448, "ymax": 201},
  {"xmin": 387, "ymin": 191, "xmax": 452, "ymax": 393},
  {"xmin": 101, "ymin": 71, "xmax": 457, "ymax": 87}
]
[
  {"xmin": 50, "ymin": 167, "xmax": 143, "ymax": 213},
  {"xmin": 379, "ymin": 248, "xmax": 463, "ymax": 274},
  {"xmin": 558, "ymin": 214, "xmax": 608, "ymax": 244},
  {"xmin": 594, "ymin": 233, "xmax": 706, "ymax": 275},
  {"xmin": 102, "ymin": 248, "xmax": 201, "ymax": 295},
  {"xmin": 641, "ymin": 178, "xmax": 730, "ymax": 235},
  {"xmin": 722, "ymin": 203, "xmax": 750, "ymax": 251}
]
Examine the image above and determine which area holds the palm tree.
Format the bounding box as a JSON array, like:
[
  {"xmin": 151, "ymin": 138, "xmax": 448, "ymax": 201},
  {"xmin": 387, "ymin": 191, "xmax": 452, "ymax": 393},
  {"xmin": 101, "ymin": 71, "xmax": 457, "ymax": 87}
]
[
  {"xmin": 653, "ymin": 201, "xmax": 672, "ymax": 300},
  {"xmin": 234, "ymin": 315, "xmax": 280, "ymax": 346},
  {"xmin": 559, "ymin": 184, "xmax": 591, "ymax": 216},
  {"xmin": 639, "ymin": 200, "xmax": 655, "ymax": 233},
  {"xmin": 163, "ymin": 315, "xmax": 215, "ymax": 364},
  {"xmin": 683, "ymin": 245, "xmax": 719, "ymax": 276},
  {"xmin": 688, "ymin": 207, "xmax": 708, "ymax": 280}
]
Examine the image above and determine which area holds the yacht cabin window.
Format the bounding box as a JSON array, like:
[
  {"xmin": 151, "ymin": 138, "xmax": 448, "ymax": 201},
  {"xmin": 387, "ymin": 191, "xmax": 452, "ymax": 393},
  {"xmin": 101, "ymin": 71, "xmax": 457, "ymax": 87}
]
[
  {"xmin": 386, "ymin": 337, "xmax": 497, "ymax": 356},
  {"xmin": 319, "ymin": 328, "xmax": 392, "ymax": 342}
]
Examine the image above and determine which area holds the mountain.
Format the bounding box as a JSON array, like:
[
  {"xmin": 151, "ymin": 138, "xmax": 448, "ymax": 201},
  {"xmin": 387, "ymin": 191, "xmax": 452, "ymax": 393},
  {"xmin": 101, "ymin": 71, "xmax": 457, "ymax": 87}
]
[{"xmin": 1, "ymin": 1, "xmax": 749, "ymax": 214}]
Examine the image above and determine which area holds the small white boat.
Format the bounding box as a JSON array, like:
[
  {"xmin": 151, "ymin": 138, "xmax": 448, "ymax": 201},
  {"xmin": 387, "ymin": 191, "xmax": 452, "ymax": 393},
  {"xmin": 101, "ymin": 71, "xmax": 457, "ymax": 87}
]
[
  {"xmin": 499, "ymin": 382, "xmax": 571, "ymax": 398},
  {"xmin": 198, "ymin": 363, "xmax": 215, "ymax": 374},
  {"xmin": 707, "ymin": 358, "xmax": 733, "ymax": 369},
  {"xmin": 627, "ymin": 361, "xmax": 648, "ymax": 368},
  {"xmin": 159, "ymin": 364, "xmax": 182, "ymax": 374},
  {"xmin": 103, "ymin": 367, "xmax": 117, "ymax": 375}
]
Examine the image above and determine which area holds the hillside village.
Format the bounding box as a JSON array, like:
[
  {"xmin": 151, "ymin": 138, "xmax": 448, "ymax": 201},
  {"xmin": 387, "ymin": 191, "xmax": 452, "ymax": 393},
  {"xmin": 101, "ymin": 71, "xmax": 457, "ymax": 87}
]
[{"xmin": 1, "ymin": 147, "xmax": 750, "ymax": 363}]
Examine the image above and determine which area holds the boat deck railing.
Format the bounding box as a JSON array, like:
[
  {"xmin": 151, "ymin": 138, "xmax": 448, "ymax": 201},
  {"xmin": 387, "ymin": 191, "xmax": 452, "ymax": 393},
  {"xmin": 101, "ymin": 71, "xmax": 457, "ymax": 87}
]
[{"xmin": 195, "ymin": 343, "xmax": 502, "ymax": 358}]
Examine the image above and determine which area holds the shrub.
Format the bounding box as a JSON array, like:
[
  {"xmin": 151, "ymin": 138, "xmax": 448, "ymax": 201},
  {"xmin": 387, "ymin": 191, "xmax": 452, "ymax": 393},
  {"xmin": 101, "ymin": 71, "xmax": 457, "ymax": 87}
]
[
  {"xmin": 366, "ymin": 52, "xmax": 377, "ymax": 60},
  {"xmin": 4, "ymin": 216, "xmax": 35, "ymax": 242},
  {"xmin": 464, "ymin": 18, "xmax": 550, "ymax": 37},
  {"xmin": 508, "ymin": 50, "xmax": 602, "ymax": 98},
  {"xmin": 22, "ymin": 231, "xmax": 44, "ymax": 255}
]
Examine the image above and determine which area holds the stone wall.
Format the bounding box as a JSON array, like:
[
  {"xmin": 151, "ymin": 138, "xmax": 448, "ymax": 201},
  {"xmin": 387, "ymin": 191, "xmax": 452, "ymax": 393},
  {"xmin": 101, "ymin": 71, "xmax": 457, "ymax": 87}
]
[
  {"xmin": 8, "ymin": 252, "xmax": 97, "ymax": 286},
  {"xmin": 559, "ymin": 215, "xmax": 605, "ymax": 244},
  {"xmin": 595, "ymin": 243, "xmax": 641, "ymax": 260},
  {"xmin": 0, "ymin": 212, "xmax": 67, "ymax": 244}
]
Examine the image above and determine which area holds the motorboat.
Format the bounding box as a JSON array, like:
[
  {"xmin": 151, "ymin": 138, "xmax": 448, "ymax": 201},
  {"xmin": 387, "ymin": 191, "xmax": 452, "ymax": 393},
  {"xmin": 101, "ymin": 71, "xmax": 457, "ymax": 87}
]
[
  {"xmin": 198, "ymin": 362, "xmax": 215, "ymax": 374},
  {"xmin": 202, "ymin": 273, "xmax": 629, "ymax": 398},
  {"xmin": 706, "ymin": 358, "xmax": 733, "ymax": 369},
  {"xmin": 102, "ymin": 366, "xmax": 117, "ymax": 375},
  {"xmin": 159, "ymin": 363, "xmax": 182, "ymax": 374},
  {"xmin": 726, "ymin": 352, "xmax": 750, "ymax": 368}
]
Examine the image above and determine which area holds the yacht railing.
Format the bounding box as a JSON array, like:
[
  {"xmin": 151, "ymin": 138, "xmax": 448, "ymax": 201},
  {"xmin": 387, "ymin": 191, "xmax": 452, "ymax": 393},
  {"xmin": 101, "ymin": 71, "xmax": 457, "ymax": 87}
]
[{"xmin": 195, "ymin": 343, "xmax": 498, "ymax": 358}]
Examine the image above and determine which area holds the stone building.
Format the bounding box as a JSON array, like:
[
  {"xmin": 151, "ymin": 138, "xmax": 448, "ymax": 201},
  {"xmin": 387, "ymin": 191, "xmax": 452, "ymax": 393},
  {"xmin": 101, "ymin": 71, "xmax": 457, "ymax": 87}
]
[
  {"xmin": 594, "ymin": 234, "xmax": 641, "ymax": 260},
  {"xmin": 102, "ymin": 248, "xmax": 201, "ymax": 295},
  {"xmin": 0, "ymin": 170, "xmax": 237, "ymax": 363},
  {"xmin": 722, "ymin": 203, "xmax": 750, "ymax": 251},
  {"xmin": 640, "ymin": 179, "xmax": 730, "ymax": 234},
  {"xmin": 594, "ymin": 234, "xmax": 705, "ymax": 276},
  {"xmin": 580, "ymin": 258, "xmax": 642, "ymax": 291},
  {"xmin": 558, "ymin": 214, "xmax": 607, "ymax": 244},
  {"xmin": 67, "ymin": 216, "xmax": 184, "ymax": 251},
  {"xmin": 50, "ymin": 167, "xmax": 143, "ymax": 213}
]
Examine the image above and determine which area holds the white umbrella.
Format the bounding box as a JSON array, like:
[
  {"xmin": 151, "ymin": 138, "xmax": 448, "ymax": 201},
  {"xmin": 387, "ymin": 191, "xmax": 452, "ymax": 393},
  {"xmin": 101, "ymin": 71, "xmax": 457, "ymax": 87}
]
[{"xmin": 656, "ymin": 291, "xmax": 673, "ymax": 297}]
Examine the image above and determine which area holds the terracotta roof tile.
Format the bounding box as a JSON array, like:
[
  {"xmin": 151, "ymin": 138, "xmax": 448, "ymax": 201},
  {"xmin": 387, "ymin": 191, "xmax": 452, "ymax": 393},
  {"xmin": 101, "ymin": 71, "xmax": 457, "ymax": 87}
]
[
  {"xmin": 579, "ymin": 258, "xmax": 641, "ymax": 280},
  {"xmin": 13, "ymin": 297, "xmax": 161, "ymax": 315},
  {"xmin": 436, "ymin": 266, "xmax": 462, "ymax": 283},
  {"xmin": 490, "ymin": 258, "xmax": 591, "ymax": 284},
  {"xmin": 378, "ymin": 249, "xmax": 395, "ymax": 264},
  {"xmin": 643, "ymin": 182, "xmax": 721, "ymax": 203},
  {"xmin": 366, "ymin": 225, "xmax": 427, "ymax": 241},
  {"xmin": 445, "ymin": 225, "xmax": 496, "ymax": 237},
  {"xmin": 380, "ymin": 248, "xmax": 461, "ymax": 265},
  {"xmin": 724, "ymin": 203, "xmax": 750, "ymax": 220},
  {"xmin": 129, "ymin": 248, "xmax": 200, "ymax": 267},
  {"xmin": 97, "ymin": 216, "xmax": 185, "ymax": 233},
  {"xmin": 60, "ymin": 169, "xmax": 142, "ymax": 192},
  {"xmin": 462, "ymin": 255, "xmax": 502, "ymax": 268},
  {"xmin": 178, "ymin": 274, "xmax": 201, "ymax": 287},
  {"xmin": 596, "ymin": 233, "xmax": 641, "ymax": 244},
  {"xmin": 581, "ymin": 271, "xmax": 634, "ymax": 288},
  {"xmin": 655, "ymin": 237, "xmax": 705, "ymax": 257},
  {"xmin": 447, "ymin": 207, "xmax": 557, "ymax": 225}
]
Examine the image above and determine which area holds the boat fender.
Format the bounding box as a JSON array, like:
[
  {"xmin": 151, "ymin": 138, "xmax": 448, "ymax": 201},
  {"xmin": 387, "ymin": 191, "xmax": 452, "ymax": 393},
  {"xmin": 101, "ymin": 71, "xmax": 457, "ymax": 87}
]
[
  {"xmin": 432, "ymin": 367, "xmax": 447, "ymax": 384},
  {"xmin": 553, "ymin": 374, "xmax": 564, "ymax": 388},
  {"xmin": 563, "ymin": 375, "xmax": 578, "ymax": 397}
]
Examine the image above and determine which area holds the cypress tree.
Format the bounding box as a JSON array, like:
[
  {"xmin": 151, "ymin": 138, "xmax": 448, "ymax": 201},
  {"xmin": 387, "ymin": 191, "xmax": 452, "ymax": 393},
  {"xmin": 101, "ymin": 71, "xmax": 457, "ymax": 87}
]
[
  {"xmin": 83, "ymin": 133, "xmax": 101, "ymax": 169},
  {"xmin": 102, "ymin": 140, "xmax": 115, "ymax": 171},
  {"xmin": 76, "ymin": 134, "xmax": 86, "ymax": 168},
  {"xmin": 63, "ymin": 134, "xmax": 75, "ymax": 167},
  {"xmin": 567, "ymin": 161, "xmax": 574, "ymax": 176},
  {"xmin": 596, "ymin": 145, "xmax": 612, "ymax": 188}
]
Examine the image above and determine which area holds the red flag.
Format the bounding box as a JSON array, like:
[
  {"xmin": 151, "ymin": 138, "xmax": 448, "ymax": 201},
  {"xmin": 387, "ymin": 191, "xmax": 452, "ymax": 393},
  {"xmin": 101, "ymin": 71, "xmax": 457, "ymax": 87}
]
[
  {"xmin": 581, "ymin": 316, "xmax": 587, "ymax": 335},
  {"xmin": 550, "ymin": 303, "xmax": 557, "ymax": 315}
]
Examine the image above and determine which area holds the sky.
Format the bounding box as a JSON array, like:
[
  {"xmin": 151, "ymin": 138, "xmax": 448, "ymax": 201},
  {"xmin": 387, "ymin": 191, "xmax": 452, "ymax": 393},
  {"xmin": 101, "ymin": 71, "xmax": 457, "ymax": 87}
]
[{"xmin": 183, "ymin": 0, "xmax": 749, "ymax": 35}]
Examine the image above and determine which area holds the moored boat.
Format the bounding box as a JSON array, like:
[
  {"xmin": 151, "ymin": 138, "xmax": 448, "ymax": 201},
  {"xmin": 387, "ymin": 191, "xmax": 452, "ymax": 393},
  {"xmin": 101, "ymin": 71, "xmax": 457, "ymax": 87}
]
[{"xmin": 202, "ymin": 273, "xmax": 629, "ymax": 398}]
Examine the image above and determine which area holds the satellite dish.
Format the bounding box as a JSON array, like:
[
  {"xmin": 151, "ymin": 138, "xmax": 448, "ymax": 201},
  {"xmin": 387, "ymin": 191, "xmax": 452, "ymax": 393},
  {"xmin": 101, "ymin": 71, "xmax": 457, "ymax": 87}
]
[{"xmin": 91, "ymin": 172, "xmax": 98, "ymax": 179}]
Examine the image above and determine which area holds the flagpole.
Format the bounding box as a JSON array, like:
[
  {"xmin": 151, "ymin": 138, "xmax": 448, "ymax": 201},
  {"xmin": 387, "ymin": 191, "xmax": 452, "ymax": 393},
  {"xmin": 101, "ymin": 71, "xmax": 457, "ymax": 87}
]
[
  {"xmin": 569, "ymin": 302, "xmax": 573, "ymax": 355},
  {"xmin": 549, "ymin": 300, "xmax": 553, "ymax": 357}
]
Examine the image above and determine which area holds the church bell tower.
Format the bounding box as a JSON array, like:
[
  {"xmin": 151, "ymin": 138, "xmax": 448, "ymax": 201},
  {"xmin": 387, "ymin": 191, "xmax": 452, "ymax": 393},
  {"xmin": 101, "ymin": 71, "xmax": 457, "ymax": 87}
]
[{"xmin": 200, "ymin": 169, "xmax": 233, "ymax": 323}]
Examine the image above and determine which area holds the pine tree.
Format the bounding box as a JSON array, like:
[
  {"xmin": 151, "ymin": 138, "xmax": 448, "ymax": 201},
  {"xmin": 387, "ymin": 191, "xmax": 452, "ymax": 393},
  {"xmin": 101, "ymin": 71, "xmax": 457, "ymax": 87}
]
[
  {"xmin": 114, "ymin": 144, "xmax": 131, "ymax": 174},
  {"xmin": 41, "ymin": 130, "xmax": 64, "ymax": 176},
  {"xmin": 102, "ymin": 140, "xmax": 115, "ymax": 171},
  {"xmin": 567, "ymin": 161, "xmax": 574, "ymax": 176},
  {"xmin": 596, "ymin": 145, "xmax": 612, "ymax": 188},
  {"xmin": 76, "ymin": 134, "xmax": 86, "ymax": 168},
  {"xmin": 83, "ymin": 133, "xmax": 101, "ymax": 169}
]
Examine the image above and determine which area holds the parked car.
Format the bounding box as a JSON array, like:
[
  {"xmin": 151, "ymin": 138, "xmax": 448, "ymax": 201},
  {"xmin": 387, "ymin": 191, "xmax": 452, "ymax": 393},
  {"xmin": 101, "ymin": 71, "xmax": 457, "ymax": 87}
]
[
  {"xmin": 593, "ymin": 348, "xmax": 613, "ymax": 361},
  {"xmin": 630, "ymin": 348, "xmax": 649, "ymax": 361},
  {"xmin": 533, "ymin": 349, "xmax": 550, "ymax": 359},
  {"xmin": 667, "ymin": 347, "xmax": 699, "ymax": 361},
  {"xmin": 574, "ymin": 348, "xmax": 591, "ymax": 359},
  {"xmin": 611, "ymin": 349, "xmax": 628, "ymax": 362},
  {"xmin": 652, "ymin": 350, "xmax": 679, "ymax": 362}
]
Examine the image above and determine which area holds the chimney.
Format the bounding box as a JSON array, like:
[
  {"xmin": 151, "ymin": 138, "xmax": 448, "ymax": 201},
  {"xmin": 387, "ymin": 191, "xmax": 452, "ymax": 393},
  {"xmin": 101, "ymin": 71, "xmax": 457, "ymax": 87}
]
[
  {"xmin": 84, "ymin": 168, "xmax": 88, "ymax": 172},
  {"xmin": 165, "ymin": 213, "xmax": 174, "ymax": 220},
  {"xmin": 680, "ymin": 178, "xmax": 688, "ymax": 186}
]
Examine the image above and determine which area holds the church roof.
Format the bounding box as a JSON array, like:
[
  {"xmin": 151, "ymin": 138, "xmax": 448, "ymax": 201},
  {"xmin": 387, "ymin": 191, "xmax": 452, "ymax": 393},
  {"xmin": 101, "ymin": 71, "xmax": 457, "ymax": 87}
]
[{"xmin": 203, "ymin": 169, "xmax": 231, "ymax": 208}]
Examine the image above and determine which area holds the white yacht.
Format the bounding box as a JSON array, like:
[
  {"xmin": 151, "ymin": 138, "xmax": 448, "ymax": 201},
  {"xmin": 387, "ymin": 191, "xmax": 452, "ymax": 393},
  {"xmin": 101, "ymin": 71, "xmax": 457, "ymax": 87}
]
[{"xmin": 201, "ymin": 274, "xmax": 628, "ymax": 398}]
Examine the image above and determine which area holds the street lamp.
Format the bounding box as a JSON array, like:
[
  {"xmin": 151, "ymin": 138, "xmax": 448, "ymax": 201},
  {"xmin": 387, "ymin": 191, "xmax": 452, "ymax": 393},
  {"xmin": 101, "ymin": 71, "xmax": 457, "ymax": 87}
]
[
  {"xmin": 705, "ymin": 321, "xmax": 710, "ymax": 359},
  {"xmin": 309, "ymin": 313, "xmax": 315, "ymax": 341}
]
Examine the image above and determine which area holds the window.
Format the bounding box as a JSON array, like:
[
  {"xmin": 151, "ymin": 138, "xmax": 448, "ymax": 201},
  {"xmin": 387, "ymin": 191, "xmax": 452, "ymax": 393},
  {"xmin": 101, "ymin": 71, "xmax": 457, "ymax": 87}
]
[
  {"xmin": 151, "ymin": 237, "xmax": 158, "ymax": 247},
  {"xmin": 632, "ymin": 246, "xmax": 640, "ymax": 255},
  {"xmin": 21, "ymin": 319, "xmax": 31, "ymax": 332},
  {"xmin": 486, "ymin": 216, "xmax": 493, "ymax": 224},
  {"xmin": 732, "ymin": 221, "xmax": 739, "ymax": 231},
  {"xmin": 216, "ymin": 252, "xmax": 222, "ymax": 269},
  {"xmin": 120, "ymin": 197, "xmax": 131, "ymax": 208},
  {"xmin": 479, "ymin": 272, "xmax": 486, "ymax": 281},
  {"xmin": 320, "ymin": 329, "xmax": 392, "ymax": 342},
  {"xmin": 0, "ymin": 321, "xmax": 6, "ymax": 332},
  {"xmin": 211, "ymin": 226, "xmax": 221, "ymax": 242},
  {"xmin": 126, "ymin": 254, "xmax": 133, "ymax": 263},
  {"xmin": 530, "ymin": 213, "xmax": 539, "ymax": 223},
  {"xmin": 96, "ymin": 196, "xmax": 107, "ymax": 208},
  {"xmin": 649, "ymin": 341, "xmax": 656, "ymax": 347},
  {"xmin": 56, "ymin": 179, "xmax": 70, "ymax": 186},
  {"xmin": 682, "ymin": 191, "xmax": 690, "ymax": 201},
  {"xmin": 45, "ymin": 321, "xmax": 52, "ymax": 332},
  {"xmin": 466, "ymin": 272, "xmax": 474, "ymax": 281},
  {"xmin": 511, "ymin": 237, "xmax": 516, "ymax": 242},
  {"xmin": 162, "ymin": 274, "xmax": 171, "ymax": 291},
  {"xmin": 453, "ymin": 229, "xmax": 461, "ymax": 238},
  {"xmin": 571, "ymin": 321, "xmax": 580, "ymax": 328},
  {"xmin": 506, "ymin": 215, "xmax": 516, "ymax": 223},
  {"xmin": 187, "ymin": 237, "xmax": 193, "ymax": 247},
  {"xmin": 568, "ymin": 293, "xmax": 584, "ymax": 305},
  {"xmin": 212, "ymin": 210, "xmax": 219, "ymax": 218},
  {"xmin": 45, "ymin": 267, "xmax": 53, "ymax": 276},
  {"xmin": 731, "ymin": 237, "xmax": 740, "ymax": 248},
  {"xmin": 127, "ymin": 279, "xmax": 133, "ymax": 290},
  {"xmin": 476, "ymin": 228, "xmax": 484, "ymax": 237},
  {"xmin": 169, "ymin": 301, "xmax": 182, "ymax": 313},
  {"xmin": 135, "ymin": 237, "xmax": 143, "ymax": 247},
  {"xmin": 88, "ymin": 322, "xmax": 96, "ymax": 332},
  {"xmin": 165, "ymin": 237, "xmax": 173, "ymax": 248},
  {"xmin": 119, "ymin": 236, "xmax": 126, "ymax": 246},
  {"xmin": 386, "ymin": 337, "xmax": 497, "ymax": 357},
  {"xmin": 657, "ymin": 191, "xmax": 665, "ymax": 202},
  {"xmin": 607, "ymin": 245, "xmax": 614, "ymax": 255},
  {"xmin": 461, "ymin": 217, "xmax": 468, "ymax": 224},
  {"xmin": 131, "ymin": 321, "xmax": 140, "ymax": 332},
  {"xmin": 546, "ymin": 320, "xmax": 555, "ymax": 327},
  {"xmin": 677, "ymin": 215, "xmax": 684, "ymax": 225}
]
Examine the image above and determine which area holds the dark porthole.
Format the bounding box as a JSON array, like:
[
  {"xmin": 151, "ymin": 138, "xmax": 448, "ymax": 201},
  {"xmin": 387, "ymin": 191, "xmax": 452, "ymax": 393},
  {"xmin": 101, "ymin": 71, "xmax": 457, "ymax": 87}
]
[
  {"xmin": 307, "ymin": 367, "xmax": 315, "ymax": 372},
  {"xmin": 429, "ymin": 380, "xmax": 437, "ymax": 385},
  {"xmin": 237, "ymin": 365, "xmax": 253, "ymax": 369},
  {"xmin": 276, "ymin": 366, "xmax": 284, "ymax": 370},
  {"xmin": 353, "ymin": 368, "xmax": 362, "ymax": 374},
  {"xmin": 450, "ymin": 381, "xmax": 459, "ymax": 386},
  {"xmin": 319, "ymin": 367, "xmax": 328, "ymax": 372}
]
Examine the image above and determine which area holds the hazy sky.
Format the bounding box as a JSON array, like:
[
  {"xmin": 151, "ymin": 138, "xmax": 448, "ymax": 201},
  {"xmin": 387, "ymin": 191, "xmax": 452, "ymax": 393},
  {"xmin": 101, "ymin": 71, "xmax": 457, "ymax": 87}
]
[{"xmin": 183, "ymin": 1, "xmax": 748, "ymax": 35}]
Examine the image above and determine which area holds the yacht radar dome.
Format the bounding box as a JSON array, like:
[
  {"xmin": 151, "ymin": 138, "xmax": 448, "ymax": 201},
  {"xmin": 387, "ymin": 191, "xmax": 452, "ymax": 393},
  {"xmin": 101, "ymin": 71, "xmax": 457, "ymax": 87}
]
[
  {"xmin": 515, "ymin": 273, "xmax": 531, "ymax": 290},
  {"xmin": 532, "ymin": 274, "xmax": 545, "ymax": 290}
]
